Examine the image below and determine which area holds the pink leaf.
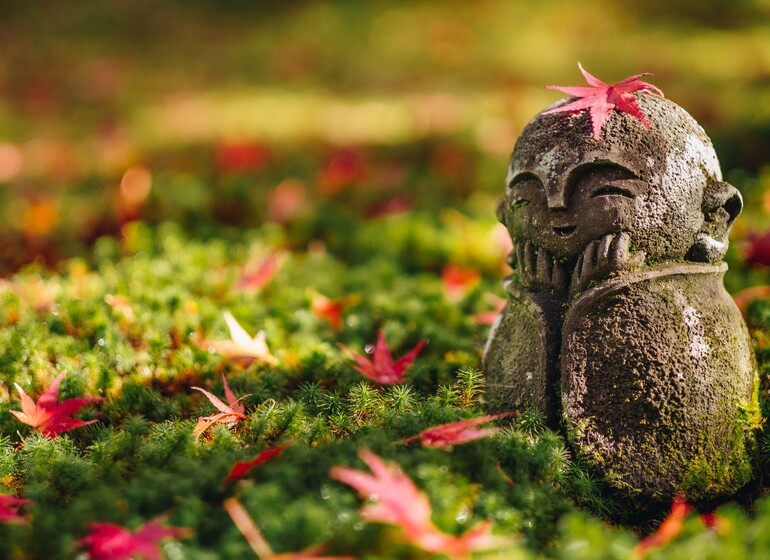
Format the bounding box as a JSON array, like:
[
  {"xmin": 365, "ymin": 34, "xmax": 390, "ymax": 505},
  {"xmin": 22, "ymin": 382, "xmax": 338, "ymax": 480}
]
[
  {"xmin": 337, "ymin": 331, "xmax": 426, "ymax": 385},
  {"xmin": 79, "ymin": 518, "xmax": 192, "ymax": 560},
  {"xmin": 11, "ymin": 371, "xmax": 104, "ymax": 438},
  {"xmin": 330, "ymin": 450, "xmax": 510, "ymax": 558},
  {"xmin": 544, "ymin": 63, "xmax": 664, "ymax": 140},
  {"xmin": 398, "ymin": 412, "xmax": 517, "ymax": 450},
  {"xmin": 0, "ymin": 494, "xmax": 31, "ymax": 523}
]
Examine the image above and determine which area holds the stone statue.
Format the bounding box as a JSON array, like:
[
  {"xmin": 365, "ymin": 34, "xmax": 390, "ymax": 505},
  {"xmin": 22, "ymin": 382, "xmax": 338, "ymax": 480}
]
[{"xmin": 484, "ymin": 80, "xmax": 759, "ymax": 505}]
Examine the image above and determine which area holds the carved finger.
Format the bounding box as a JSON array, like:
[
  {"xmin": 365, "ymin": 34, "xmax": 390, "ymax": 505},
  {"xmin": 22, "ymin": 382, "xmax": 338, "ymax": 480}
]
[
  {"xmin": 551, "ymin": 260, "xmax": 566, "ymax": 291},
  {"xmin": 609, "ymin": 232, "xmax": 631, "ymax": 268},
  {"xmin": 580, "ymin": 241, "xmax": 598, "ymax": 284},
  {"xmin": 516, "ymin": 242, "xmax": 526, "ymax": 278},
  {"xmin": 597, "ymin": 233, "xmax": 613, "ymax": 264},
  {"xmin": 536, "ymin": 247, "xmax": 552, "ymax": 285},
  {"xmin": 524, "ymin": 241, "xmax": 537, "ymax": 279},
  {"xmin": 609, "ymin": 232, "xmax": 645, "ymax": 270}
]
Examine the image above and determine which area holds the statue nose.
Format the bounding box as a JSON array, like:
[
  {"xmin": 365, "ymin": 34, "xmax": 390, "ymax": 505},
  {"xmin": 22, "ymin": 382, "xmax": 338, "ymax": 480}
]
[{"xmin": 546, "ymin": 190, "xmax": 567, "ymax": 210}]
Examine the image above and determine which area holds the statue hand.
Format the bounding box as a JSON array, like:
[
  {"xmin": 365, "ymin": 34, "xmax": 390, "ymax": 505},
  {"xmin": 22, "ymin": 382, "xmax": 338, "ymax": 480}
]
[
  {"xmin": 571, "ymin": 232, "xmax": 645, "ymax": 294},
  {"xmin": 513, "ymin": 240, "xmax": 567, "ymax": 293}
]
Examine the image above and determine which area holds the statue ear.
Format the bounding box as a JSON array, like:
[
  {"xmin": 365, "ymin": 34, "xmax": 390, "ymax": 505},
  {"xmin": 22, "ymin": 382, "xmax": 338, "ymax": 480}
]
[
  {"xmin": 686, "ymin": 181, "xmax": 742, "ymax": 263},
  {"xmin": 496, "ymin": 198, "xmax": 507, "ymax": 224},
  {"xmin": 703, "ymin": 181, "xmax": 742, "ymax": 227}
]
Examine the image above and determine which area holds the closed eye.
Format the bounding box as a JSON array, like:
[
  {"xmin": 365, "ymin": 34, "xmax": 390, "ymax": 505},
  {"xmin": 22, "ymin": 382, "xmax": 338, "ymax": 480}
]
[
  {"xmin": 511, "ymin": 199, "xmax": 530, "ymax": 209},
  {"xmin": 590, "ymin": 185, "xmax": 636, "ymax": 199}
]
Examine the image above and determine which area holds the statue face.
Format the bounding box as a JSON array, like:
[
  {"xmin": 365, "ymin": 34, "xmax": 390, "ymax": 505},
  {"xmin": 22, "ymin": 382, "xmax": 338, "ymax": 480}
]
[
  {"xmin": 500, "ymin": 94, "xmax": 735, "ymax": 266},
  {"xmin": 503, "ymin": 160, "xmax": 650, "ymax": 261}
]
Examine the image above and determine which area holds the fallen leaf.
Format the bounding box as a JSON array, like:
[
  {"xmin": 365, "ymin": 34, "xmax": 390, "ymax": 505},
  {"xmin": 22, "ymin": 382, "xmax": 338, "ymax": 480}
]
[
  {"xmin": 744, "ymin": 231, "xmax": 770, "ymax": 267},
  {"xmin": 235, "ymin": 251, "xmax": 282, "ymax": 292},
  {"xmin": 224, "ymin": 442, "xmax": 293, "ymax": 485},
  {"xmin": 633, "ymin": 496, "xmax": 690, "ymax": 558},
  {"xmin": 201, "ymin": 312, "xmax": 278, "ymax": 366},
  {"xmin": 10, "ymin": 371, "xmax": 104, "ymax": 437},
  {"xmin": 224, "ymin": 498, "xmax": 354, "ymax": 559},
  {"xmin": 398, "ymin": 412, "xmax": 516, "ymax": 449},
  {"xmin": 311, "ymin": 293, "xmax": 357, "ymax": 331},
  {"xmin": 544, "ymin": 63, "xmax": 664, "ymax": 140},
  {"xmin": 191, "ymin": 374, "xmax": 250, "ymax": 441},
  {"xmin": 216, "ymin": 140, "xmax": 271, "ymax": 173},
  {"xmin": 0, "ymin": 494, "xmax": 30, "ymax": 523},
  {"xmin": 79, "ymin": 518, "xmax": 192, "ymax": 560},
  {"xmin": 330, "ymin": 449, "xmax": 510, "ymax": 558},
  {"xmin": 442, "ymin": 265, "xmax": 481, "ymax": 301},
  {"xmin": 473, "ymin": 294, "xmax": 506, "ymax": 325},
  {"xmin": 337, "ymin": 331, "xmax": 426, "ymax": 385}
]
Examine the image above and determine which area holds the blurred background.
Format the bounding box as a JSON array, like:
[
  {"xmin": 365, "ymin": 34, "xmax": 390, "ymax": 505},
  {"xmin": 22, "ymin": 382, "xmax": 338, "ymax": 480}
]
[{"xmin": 3, "ymin": 0, "xmax": 770, "ymax": 289}]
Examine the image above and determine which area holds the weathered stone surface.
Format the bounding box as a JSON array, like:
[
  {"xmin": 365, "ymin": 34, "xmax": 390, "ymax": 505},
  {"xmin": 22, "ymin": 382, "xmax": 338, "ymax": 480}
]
[{"xmin": 484, "ymin": 92, "xmax": 759, "ymax": 505}]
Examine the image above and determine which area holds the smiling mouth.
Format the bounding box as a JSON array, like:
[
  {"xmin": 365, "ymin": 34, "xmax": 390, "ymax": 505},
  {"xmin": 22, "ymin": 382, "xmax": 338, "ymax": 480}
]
[{"xmin": 553, "ymin": 225, "xmax": 576, "ymax": 237}]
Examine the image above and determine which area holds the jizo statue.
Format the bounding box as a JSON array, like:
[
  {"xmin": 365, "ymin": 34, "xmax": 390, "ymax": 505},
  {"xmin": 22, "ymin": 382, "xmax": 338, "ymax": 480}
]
[{"xmin": 484, "ymin": 66, "xmax": 759, "ymax": 506}]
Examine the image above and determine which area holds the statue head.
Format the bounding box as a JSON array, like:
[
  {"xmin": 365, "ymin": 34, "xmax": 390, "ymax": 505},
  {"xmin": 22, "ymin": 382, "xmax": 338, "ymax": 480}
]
[{"xmin": 498, "ymin": 93, "xmax": 741, "ymax": 269}]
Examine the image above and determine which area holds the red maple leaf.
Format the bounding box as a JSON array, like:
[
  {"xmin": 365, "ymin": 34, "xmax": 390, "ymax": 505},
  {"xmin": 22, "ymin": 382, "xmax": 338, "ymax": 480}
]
[
  {"xmin": 79, "ymin": 518, "xmax": 192, "ymax": 560},
  {"xmin": 633, "ymin": 496, "xmax": 690, "ymax": 558},
  {"xmin": 191, "ymin": 374, "xmax": 250, "ymax": 441},
  {"xmin": 330, "ymin": 449, "xmax": 510, "ymax": 558},
  {"xmin": 10, "ymin": 371, "xmax": 104, "ymax": 437},
  {"xmin": 442, "ymin": 265, "xmax": 481, "ymax": 301},
  {"xmin": 398, "ymin": 412, "xmax": 516, "ymax": 450},
  {"xmin": 337, "ymin": 330, "xmax": 426, "ymax": 385},
  {"xmin": 744, "ymin": 231, "xmax": 770, "ymax": 267},
  {"xmin": 544, "ymin": 63, "xmax": 664, "ymax": 140},
  {"xmin": 311, "ymin": 293, "xmax": 357, "ymax": 331},
  {"xmin": 223, "ymin": 442, "xmax": 293, "ymax": 485},
  {"xmin": 0, "ymin": 494, "xmax": 31, "ymax": 523},
  {"xmin": 235, "ymin": 251, "xmax": 283, "ymax": 292}
]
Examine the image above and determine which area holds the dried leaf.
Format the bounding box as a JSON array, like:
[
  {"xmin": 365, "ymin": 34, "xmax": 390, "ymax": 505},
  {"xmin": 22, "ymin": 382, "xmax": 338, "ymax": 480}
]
[
  {"xmin": 191, "ymin": 374, "xmax": 250, "ymax": 441},
  {"xmin": 201, "ymin": 312, "xmax": 278, "ymax": 366}
]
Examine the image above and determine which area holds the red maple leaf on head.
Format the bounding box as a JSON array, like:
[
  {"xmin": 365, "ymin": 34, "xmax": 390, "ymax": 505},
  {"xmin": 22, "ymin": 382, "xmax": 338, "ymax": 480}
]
[
  {"xmin": 11, "ymin": 371, "xmax": 104, "ymax": 438},
  {"xmin": 79, "ymin": 518, "xmax": 192, "ymax": 560},
  {"xmin": 398, "ymin": 412, "xmax": 517, "ymax": 450},
  {"xmin": 330, "ymin": 449, "xmax": 510, "ymax": 558},
  {"xmin": 0, "ymin": 494, "xmax": 31, "ymax": 523},
  {"xmin": 337, "ymin": 330, "xmax": 426, "ymax": 385},
  {"xmin": 544, "ymin": 63, "xmax": 664, "ymax": 140}
]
